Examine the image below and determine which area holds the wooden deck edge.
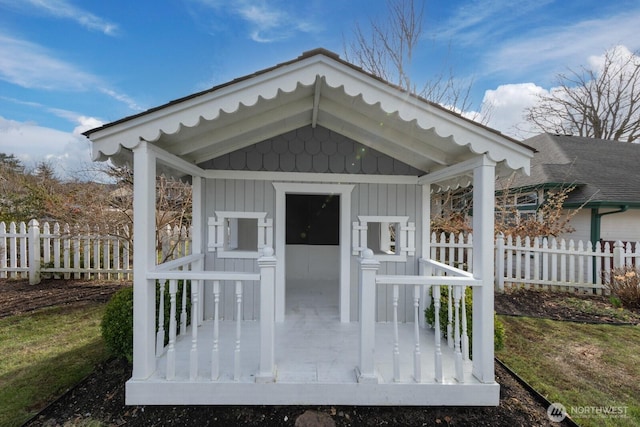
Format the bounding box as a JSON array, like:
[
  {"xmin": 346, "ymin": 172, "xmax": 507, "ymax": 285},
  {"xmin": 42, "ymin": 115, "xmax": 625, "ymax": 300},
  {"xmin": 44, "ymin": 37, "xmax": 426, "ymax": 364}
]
[{"xmin": 125, "ymin": 379, "xmax": 500, "ymax": 406}]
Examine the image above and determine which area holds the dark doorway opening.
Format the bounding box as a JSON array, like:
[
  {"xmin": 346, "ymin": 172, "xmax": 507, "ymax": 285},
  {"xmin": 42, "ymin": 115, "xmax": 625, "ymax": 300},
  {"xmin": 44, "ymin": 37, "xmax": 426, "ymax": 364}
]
[{"xmin": 285, "ymin": 194, "xmax": 340, "ymax": 245}]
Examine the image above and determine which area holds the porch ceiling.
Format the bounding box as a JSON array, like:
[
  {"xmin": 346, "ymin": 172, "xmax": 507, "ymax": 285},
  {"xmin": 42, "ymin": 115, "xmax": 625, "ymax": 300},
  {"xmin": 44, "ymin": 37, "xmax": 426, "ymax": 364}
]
[{"xmin": 86, "ymin": 49, "xmax": 533, "ymax": 182}]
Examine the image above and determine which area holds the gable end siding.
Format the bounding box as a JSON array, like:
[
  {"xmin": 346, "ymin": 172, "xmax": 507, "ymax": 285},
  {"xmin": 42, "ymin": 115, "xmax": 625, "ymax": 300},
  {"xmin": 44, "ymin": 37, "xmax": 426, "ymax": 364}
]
[{"xmin": 199, "ymin": 125, "xmax": 425, "ymax": 176}]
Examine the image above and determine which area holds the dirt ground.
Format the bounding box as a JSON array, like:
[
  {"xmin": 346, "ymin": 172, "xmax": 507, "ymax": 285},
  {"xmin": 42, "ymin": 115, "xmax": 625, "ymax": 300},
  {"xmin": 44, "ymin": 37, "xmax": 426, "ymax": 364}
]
[{"xmin": 6, "ymin": 279, "xmax": 626, "ymax": 426}]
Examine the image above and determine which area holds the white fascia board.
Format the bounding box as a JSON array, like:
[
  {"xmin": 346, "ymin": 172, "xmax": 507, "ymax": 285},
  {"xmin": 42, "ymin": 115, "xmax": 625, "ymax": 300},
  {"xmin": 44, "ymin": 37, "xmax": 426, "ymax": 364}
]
[
  {"xmin": 89, "ymin": 52, "xmax": 533, "ymax": 174},
  {"xmin": 316, "ymin": 59, "xmax": 534, "ymax": 174},
  {"xmin": 88, "ymin": 58, "xmax": 327, "ymax": 159}
]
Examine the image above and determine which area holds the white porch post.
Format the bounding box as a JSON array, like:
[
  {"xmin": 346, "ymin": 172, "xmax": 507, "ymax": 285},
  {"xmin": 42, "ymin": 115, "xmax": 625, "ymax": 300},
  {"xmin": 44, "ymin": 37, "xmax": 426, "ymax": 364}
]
[
  {"xmin": 191, "ymin": 176, "xmax": 205, "ymax": 323},
  {"xmin": 132, "ymin": 141, "xmax": 157, "ymax": 380},
  {"xmin": 191, "ymin": 176, "xmax": 203, "ymax": 256},
  {"xmin": 419, "ymin": 184, "xmax": 431, "ymax": 328},
  {"xmin": 256, "ymin": 247, "xmax": 277, "ymax": 382},
  {"xmin": 357, "ymin": 249, "xmax": 380, "ymax": 383},
  {"xmin": 471, "ymin": 155, "xmax": 496, "ymax": 383}
]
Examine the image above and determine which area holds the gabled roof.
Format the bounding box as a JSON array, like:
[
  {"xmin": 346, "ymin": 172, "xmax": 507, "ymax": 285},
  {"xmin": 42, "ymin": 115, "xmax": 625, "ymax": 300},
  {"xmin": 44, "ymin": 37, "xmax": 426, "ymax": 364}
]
[
  {"xmin": 84, "ymin": 48, "xmax": 533, "ymax": 181},
  {"xmin": 510, "ymin": 133, "xmax": 640, "ymax": 207}
]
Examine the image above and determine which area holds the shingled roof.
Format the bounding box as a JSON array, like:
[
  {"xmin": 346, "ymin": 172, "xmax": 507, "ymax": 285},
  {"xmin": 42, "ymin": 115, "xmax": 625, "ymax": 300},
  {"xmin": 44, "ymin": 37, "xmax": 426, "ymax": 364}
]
[{"xmin": 511, "ymin": 133, "xmax": 640, "ymax": 207}]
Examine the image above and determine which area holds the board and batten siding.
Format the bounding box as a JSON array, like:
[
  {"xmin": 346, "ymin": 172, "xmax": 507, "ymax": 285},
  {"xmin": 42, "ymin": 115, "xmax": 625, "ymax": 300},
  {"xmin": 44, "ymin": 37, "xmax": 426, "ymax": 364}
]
[
  {"xmin": 601, "ymin": 209, "xmax": 640, "ymax": 242},
  {"xmin": 203, "ymin": 178, "xmax": 275, "ymax": 321},
  {"xmin": 350, "ymin": 182, "xmax": 423, "ymax": 323},
  {"xmin": 201, "ymin": 125, "xmax": 426, "ymax": 322}
]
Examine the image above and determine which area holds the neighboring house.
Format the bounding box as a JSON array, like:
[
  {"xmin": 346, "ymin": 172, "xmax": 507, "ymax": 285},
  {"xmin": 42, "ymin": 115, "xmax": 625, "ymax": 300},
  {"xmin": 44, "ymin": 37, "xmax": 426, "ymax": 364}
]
[
  {"xmin": 507, "ymin": 133, "xmax": 640, "ymax": 244},
  {"xmin": 84, "ymin": 49, "xmax": 532, "ymax": 406}
]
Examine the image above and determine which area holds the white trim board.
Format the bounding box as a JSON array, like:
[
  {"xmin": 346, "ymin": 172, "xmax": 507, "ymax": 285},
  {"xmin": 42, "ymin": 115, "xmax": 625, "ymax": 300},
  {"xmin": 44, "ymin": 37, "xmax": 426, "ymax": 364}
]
[{"xmin": 206, "ymin": 169, "xmax": 418, "ymax": 185}]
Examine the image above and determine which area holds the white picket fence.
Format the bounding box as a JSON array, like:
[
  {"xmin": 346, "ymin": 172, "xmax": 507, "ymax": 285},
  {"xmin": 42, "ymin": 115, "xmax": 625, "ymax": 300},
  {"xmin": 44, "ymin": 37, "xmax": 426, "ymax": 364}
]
[
  {"xmin": 2, "ymin": 220, "xmax": 638, "ymax": 292},
  {"xmin": 430, "ymin": 232, "xmax": 640, "ymax": 293},
  {"xmin": 0, "ymin": 220, "xmax": 191, "ymax": 284}
]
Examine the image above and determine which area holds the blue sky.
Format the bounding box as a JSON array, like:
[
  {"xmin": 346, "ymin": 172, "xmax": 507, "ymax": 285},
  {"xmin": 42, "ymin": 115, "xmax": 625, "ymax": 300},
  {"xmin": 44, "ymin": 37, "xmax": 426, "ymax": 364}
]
[{"xmin": 1, "ymin": 0, "xmax": 639, "ymax": 178}]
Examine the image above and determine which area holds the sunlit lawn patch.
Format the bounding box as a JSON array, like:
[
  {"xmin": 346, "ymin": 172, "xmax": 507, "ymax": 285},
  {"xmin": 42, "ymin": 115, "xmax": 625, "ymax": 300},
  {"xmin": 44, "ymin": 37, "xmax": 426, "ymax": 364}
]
[
  {"xmin": 0, "ymin": 304, "xmax": 109, "ymax": 427},
  {"xmin": 497, "ymin": 316, "xmax": 640, "ymax": 427}
]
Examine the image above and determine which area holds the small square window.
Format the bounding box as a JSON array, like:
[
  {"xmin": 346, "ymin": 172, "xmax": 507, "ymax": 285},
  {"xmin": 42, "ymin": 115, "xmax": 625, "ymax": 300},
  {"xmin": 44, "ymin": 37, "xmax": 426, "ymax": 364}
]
[
  {"xmin": 209, "ymin": 211, "xmax": 272, "ymax": 258},
  {"xmin": 354, "ymin": 216, "xmax": 415, "ymax": 262},
  {"xmin": 224, "ymin": 218, "xmax": 258, "ymax": 251},
  {"xmin": 367, "ymin": 221, "xmax": 400, "ymax": 255}
]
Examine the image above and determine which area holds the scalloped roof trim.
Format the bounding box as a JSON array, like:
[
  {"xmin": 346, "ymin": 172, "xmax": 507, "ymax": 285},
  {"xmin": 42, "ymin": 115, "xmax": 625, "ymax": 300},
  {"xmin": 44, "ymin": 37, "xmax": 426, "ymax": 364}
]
[{"xmin": 88, "ymin": 49, "xmax": 533, "ymax": 174}]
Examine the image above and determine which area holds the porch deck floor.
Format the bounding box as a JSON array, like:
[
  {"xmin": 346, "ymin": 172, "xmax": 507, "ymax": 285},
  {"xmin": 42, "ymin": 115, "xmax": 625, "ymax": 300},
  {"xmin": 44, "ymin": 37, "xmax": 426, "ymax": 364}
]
[
  {"xmin": 152, "ymin": 280, "xmax": 476, "ymax": 385},
  {"xmin": 130, "ymin": 281, "xmax": 498, "ymax": 405}
]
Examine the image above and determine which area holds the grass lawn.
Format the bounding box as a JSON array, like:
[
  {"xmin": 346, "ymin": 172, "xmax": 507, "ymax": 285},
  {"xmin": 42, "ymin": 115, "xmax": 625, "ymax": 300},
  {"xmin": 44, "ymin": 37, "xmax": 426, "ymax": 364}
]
[
  {"xmin": 0, "ymin": 304, "xmax": 110, "ymax": 427},
  {"xmin": 497, "ymin": 315, "xmax": 640, "ymax": 427}
]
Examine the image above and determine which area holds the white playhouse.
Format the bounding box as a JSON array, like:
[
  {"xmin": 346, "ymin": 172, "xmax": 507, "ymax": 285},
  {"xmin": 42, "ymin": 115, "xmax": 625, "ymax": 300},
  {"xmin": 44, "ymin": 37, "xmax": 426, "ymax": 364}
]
[{"xmin": 85, "ymin": 48, "xmax": 533, "ymax": 406}]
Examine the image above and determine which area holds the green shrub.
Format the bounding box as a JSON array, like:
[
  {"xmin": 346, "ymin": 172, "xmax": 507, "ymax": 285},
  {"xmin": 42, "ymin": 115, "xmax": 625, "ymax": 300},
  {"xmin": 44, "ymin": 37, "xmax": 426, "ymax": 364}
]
[
  {"xmin": 425, "ymin": 286, "xmax": 505, "ymax": 354},
  {"xmin": 100, "ymin": 281, "xmax": 192, "ymax": 363},
  {"xmin": 101, "ymin": 287, "xmax": 134, "ymax": 362},
  {"xmin": 157, "ymin": 280, "xmax": 191, "ymax": 346}
]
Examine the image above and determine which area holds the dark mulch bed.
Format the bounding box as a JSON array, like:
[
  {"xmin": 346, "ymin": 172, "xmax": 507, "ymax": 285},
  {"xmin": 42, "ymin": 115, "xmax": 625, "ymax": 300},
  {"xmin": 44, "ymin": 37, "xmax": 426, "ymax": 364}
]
[
  {"xmin": 26, "ymin": 358, "xmax": 567, "ymax": 427},
  {"xmin": 495, "ymin": 287, "xmax": 640, "ymax": 325},
  {"xmin": 4, "ymin": 279, "xmax": 607, "ymax": 426},
  {"xmin": 0, "ymin": 278, "xmax": 127, "ymax": 318}
]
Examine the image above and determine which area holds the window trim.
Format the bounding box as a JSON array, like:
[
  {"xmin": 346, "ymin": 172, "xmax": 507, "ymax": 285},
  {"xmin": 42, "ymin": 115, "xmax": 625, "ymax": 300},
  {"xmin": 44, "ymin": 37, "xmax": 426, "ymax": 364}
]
[
  {"xmin": 353, "ymin": 215, "xmax": 415, "ymax": 262},
  {"xmin": 208, "ymin": 211, "xmax": 271, "ymax": 259}
]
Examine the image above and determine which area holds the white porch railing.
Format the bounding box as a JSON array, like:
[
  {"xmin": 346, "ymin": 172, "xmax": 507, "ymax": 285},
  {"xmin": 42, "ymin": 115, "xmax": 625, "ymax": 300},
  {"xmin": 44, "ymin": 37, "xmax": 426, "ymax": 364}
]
[
  {"xmin": 146, "ymin": 248, "xmax": 276, "ymax": 383},
  {"xmin": 358, "ymin": 249, "xmax": 482, "ymax": 385}
]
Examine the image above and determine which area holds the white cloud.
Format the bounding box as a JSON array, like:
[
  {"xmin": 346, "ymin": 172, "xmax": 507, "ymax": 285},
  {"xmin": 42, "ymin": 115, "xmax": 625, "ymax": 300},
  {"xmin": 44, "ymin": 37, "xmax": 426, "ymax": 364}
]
[
  {"xmin": 587, "ymin": 45, "xmax": 640, "ymax": 73},
  {"xmin": 483, "ymin": 12, "xmax": 640, "ymax": 80},
  {"xmin": 99, "ymin": 88, "xmax": 144, "ymax": 112},
  {"xmin": 73, "ymin": 116, "xmax": 103, "ymax": 135},
  {"xmin": 0, "ymin": 116, "xmax": 93, "ymax": 179},
  {"xmin": 435, "ymin": 0, "xmax": 554, "ymax": 46},
  {"xmin": 0, "ymin": 34, "xmax": 142, "ymax": 112},
  {"xmin": 0, "ymin": 34, "xmax": 98, "ymax": 90},
  {"xmin": 477, "ymin": 83, "xmax": 547, "ymax": 139},
  {"xmin": 190, "ymin": 0, "xmax": 319, "ymax": 43},
  {"xmin": 0, "ymin": 0, "xmax": 118, "ymax": 35}
]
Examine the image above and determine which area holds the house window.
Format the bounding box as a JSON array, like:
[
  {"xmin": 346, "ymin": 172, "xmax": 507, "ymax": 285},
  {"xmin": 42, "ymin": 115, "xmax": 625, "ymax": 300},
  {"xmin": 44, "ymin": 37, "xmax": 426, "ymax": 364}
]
[
  {"xmin": 353, "ymin": 216, "xmax": 415, "ymax": 262},
  {"xmin": 515, "ymin": 192, "xmax": 538, "ymax": 208},
  {"xmin": 495, "ymin": 210, "xmax": 537, "ymax": 228},
  {"xmin": 451, "ymin": 190, "xmax": 471, "ymax": 212},
  {"xmin": 208, "ymin": 211, "xmax": 272, "ymax": 258}
]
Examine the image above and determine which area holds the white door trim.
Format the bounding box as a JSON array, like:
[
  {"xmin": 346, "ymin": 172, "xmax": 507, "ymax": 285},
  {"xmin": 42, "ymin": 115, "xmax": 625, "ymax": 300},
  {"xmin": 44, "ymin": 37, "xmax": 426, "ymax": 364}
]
[{"xmin": 273, "ymin": 182, "xmax": 354, "ymax": 323}]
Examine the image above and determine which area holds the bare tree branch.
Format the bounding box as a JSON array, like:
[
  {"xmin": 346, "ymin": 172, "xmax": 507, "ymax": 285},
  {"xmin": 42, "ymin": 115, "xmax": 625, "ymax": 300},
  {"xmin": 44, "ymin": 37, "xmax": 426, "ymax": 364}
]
[
  {"xmin": 525, "ymin": 46, "xmax": 640, "ymax": 142},
  {"xmin": 343, "ymin": 0, "xmax": 479, "ymax": 117}
]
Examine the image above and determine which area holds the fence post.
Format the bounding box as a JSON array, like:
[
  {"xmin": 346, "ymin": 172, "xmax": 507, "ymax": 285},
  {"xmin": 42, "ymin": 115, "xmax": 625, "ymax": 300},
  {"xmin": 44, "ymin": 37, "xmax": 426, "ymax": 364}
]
[
  {"xmin": 28, "ymin": 219, "xmax": 41, "ymax": 285},
  {"xmin": 613, "ymin": 240, "xmax": 625, "ymax": 269},
  {"xmin": 495, "ymin": 233, "xmax": 505, "ymax": 291},
  {"xmin": 357, "ymin": 249, "xmax": 380, "ymax": 383},
  {"xmin": 0, "ymin": 222, "xmax": 6, "ymax": 279}
]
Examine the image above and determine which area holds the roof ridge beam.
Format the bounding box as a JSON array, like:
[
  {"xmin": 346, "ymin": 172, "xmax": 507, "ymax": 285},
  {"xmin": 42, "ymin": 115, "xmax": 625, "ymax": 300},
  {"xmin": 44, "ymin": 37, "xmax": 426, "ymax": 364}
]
[{"xmin": 311, "ymin": 75, "xmax": 322, "ymax": 128}]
